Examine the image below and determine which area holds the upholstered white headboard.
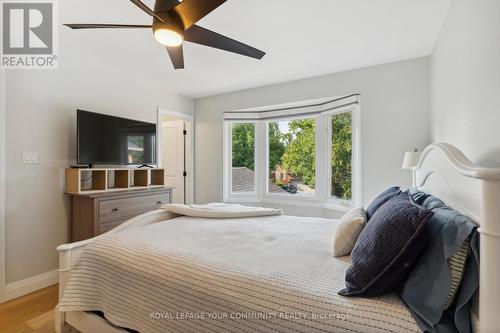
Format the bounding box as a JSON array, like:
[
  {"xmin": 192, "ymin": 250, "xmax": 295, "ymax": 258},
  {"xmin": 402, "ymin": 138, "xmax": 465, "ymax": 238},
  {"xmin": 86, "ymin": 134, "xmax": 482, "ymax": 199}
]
[{"xmin": 415, "ymin": 143, "xmax": 500, "ymax": 333}]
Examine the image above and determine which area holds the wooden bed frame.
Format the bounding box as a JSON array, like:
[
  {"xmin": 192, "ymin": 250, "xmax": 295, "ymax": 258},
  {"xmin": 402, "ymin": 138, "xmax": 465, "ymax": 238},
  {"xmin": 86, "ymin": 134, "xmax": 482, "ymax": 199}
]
[{"xmin": 55, "ymin": 143, "xmax": 500, "ymax": 333}]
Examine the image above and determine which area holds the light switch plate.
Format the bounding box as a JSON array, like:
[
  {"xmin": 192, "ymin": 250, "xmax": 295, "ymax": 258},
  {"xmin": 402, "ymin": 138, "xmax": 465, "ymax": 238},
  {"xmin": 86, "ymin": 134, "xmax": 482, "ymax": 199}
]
[{"xmin": 22, "ymin": 151, "xmax": 38, "ymax": 164}]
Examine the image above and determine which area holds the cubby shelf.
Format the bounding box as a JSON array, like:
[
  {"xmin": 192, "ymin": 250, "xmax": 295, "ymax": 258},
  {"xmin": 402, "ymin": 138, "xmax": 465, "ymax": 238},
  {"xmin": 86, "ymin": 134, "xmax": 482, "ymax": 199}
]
[
  {"xmin": 65, "ymin": 168, "xmax": 166, "ymax": 194},
  {"xmin": 151, "ymin": 169, "xmax": 165, "ymax": 186}
]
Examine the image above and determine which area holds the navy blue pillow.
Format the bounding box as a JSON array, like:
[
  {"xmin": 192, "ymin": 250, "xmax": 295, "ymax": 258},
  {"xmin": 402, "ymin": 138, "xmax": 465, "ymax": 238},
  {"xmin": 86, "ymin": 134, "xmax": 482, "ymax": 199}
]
[
  {"xmin": 366, "ymin": 186, "xmax": 401, "ymax": 220},
  {"xmin": 339, "ymin": 191, "xmax": 433, "ymax": 297}
]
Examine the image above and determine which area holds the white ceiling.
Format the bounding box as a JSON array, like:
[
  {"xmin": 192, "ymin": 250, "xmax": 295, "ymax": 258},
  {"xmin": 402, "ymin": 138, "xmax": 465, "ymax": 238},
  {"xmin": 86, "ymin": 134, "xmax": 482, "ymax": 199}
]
[{"xmin": 61, "ymin": 0, "xmax": 451, "ymax": 98}]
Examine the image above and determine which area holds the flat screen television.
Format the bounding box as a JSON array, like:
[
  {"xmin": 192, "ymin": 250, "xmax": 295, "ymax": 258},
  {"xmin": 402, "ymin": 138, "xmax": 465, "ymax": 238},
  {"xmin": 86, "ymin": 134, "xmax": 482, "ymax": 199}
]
[{"xmin": 77, "ymin": 110, "xmax": 156, "ymax": 166}]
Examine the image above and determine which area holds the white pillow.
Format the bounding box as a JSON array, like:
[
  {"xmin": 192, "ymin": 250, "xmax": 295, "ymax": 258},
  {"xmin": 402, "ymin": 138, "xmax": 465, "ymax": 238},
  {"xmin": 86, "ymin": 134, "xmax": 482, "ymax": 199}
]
[{"xmin": 332, "ymin": 207, "xmax": 367, "ymax": 257}]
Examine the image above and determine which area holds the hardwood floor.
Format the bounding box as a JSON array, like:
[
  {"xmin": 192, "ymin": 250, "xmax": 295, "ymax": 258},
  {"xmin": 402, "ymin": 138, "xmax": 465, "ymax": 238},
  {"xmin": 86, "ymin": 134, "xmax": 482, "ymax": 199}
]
[{"xmin": 0, "ymin": 284, "xmax": 59, "ymax": 333}]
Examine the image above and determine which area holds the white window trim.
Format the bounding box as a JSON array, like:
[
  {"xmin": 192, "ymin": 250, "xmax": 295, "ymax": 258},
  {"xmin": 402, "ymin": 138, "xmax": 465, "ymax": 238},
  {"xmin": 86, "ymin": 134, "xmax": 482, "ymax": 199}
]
[
  {"xmin": 223, "ymin": 98, "xmax": 361, "ymax": 212},
  {"xmin": 223, "ymin": 120, "xmax": 259, "ymax": 201},
  {"xmin": 325, "ymin": 104, "xmax": 362, "ymax": 209},
  {"xmin": 263, "ymin": 113, "xmax": 319, "ymax": 201}
]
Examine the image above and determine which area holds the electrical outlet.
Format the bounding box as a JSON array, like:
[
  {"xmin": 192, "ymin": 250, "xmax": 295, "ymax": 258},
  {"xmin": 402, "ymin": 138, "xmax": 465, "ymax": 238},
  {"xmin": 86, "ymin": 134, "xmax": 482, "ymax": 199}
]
[{"xmin": 22, "ymin": 151, "xmax": 38, "ymax": 164}]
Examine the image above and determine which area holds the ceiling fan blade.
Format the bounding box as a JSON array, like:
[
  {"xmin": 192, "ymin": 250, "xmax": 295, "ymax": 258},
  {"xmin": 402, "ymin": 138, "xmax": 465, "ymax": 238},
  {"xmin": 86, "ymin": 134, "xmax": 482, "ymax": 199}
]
[
  {"xmin": 130, "ymin": 0, "xmax": 165, "ymax": 22},
  {"xmin": 173, "ymin": 0, "xmax": 226, "ymax": 30},
  {"xmin": 154, "ymin": 0, "xmax": 182, "ymax": 13},
  {"xmin": 184, "ymin": 25, "xmax": 265, "ymax": 60},
  {"xmin": 166, "ymin": 45, "xmax": 184, "ymax": 69},
  {"xmin": 64, "ymin": 24, "xmax": 151, "ymax": 29}
]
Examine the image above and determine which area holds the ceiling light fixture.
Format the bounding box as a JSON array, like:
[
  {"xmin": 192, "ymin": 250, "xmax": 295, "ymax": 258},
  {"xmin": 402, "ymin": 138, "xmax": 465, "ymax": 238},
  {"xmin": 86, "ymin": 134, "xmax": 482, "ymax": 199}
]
[{"xmin": 153, "ymin": 22, "xmax": 183, "ymax": 47}]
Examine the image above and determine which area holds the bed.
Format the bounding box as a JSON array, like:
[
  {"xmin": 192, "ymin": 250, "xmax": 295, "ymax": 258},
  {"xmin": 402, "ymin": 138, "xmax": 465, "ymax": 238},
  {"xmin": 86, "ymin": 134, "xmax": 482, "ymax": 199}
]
[{"xmin": 55, "ymin": 143, "xmax": 500, "ymax": 333}]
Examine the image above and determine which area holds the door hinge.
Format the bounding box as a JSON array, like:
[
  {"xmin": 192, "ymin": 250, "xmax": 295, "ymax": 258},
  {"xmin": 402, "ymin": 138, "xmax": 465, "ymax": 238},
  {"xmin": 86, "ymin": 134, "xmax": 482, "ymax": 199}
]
[
  {"xmin": 183, "ymin": 171, "xmax": 187, "ymax": 177},
  {"xmin": 183, "ymin": 130, "xmax": 187, "ymax": 135}
]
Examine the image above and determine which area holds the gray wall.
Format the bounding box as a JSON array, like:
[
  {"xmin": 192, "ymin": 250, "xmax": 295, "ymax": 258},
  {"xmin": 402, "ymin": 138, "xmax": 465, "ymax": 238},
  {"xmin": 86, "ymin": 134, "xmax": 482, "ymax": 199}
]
[
  {"xmin": 4, "ymin": 58, "xmax": 193, "ymax": 284},
  {"xmin": 194, "ymin": 57, "xmax": 430, "ymax": 207},
  {"xmin": 430, "ymin": 0, "xmax": 500, "ymax": 167}
]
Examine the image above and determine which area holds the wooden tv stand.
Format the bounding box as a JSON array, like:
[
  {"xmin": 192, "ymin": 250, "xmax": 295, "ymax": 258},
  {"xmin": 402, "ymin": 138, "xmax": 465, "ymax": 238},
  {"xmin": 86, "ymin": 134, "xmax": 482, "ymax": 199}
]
[
  {"xmin": 67, "ymin": 187, "xmax": 174, "ymax": 241},
  {"xmin": 64, "ymin": 167, "xmax": 174, "ymax": 241}
]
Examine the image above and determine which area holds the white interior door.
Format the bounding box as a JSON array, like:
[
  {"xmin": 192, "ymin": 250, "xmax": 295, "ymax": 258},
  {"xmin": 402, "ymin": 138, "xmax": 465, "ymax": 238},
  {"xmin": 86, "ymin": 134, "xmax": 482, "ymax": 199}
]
[{"xmin": 161, "ymin": 120, "xmax": 185, "ymax": 203}]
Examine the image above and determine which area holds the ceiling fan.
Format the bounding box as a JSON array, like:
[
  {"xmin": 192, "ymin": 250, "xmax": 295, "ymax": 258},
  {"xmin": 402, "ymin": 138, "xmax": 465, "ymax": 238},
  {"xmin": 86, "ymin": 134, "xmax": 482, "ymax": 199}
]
[{"xmin": 64, "ymin": 0, "xmax": 266, "ymax": 69}]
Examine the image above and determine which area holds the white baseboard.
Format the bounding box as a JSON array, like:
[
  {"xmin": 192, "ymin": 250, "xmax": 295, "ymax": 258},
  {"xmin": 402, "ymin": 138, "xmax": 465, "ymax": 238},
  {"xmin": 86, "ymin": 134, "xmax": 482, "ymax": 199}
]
[{"xmin": 0, "ymin": 269, "xmax": 58, "ymax": 303}]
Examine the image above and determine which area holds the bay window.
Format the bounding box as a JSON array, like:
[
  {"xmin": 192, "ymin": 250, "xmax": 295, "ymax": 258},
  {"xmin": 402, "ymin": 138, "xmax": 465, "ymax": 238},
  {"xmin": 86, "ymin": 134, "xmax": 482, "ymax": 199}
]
[{"xmin": 223, "ymin": 95, "xmax": 360, "ymax": 210}]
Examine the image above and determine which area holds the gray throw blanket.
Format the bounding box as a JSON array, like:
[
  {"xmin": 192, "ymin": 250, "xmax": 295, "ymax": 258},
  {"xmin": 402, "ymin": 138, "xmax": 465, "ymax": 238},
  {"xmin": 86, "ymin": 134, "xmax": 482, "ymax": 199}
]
[{"xmin": 401, "ymin": 192, "xmax": 479, "ymax": 333}]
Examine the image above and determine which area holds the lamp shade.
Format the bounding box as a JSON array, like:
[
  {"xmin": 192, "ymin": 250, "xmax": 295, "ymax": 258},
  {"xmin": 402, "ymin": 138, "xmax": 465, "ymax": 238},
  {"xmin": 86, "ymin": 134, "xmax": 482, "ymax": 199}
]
[{"xmin": 402, "ymin": 151, "xmax": 421, "ymax": 169}]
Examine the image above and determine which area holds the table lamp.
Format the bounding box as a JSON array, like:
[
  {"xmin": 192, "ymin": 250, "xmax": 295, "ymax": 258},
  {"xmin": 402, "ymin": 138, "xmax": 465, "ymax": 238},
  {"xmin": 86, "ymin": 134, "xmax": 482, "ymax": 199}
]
[{"xmin": 402, "ymin": 148, "xmax": 421, "ymax": 187}]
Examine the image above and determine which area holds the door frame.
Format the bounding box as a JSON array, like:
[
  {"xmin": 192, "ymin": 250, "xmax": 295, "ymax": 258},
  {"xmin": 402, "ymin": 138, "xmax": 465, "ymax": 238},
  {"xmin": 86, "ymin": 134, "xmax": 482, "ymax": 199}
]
[{"xmin": 157, "ymin": 107, "xmax": 195, "ymax": 204}]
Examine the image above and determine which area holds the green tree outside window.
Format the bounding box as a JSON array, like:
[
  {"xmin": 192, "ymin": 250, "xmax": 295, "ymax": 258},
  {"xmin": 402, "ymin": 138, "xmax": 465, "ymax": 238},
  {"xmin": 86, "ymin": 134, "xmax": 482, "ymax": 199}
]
[{"xmin": 232, "ymin": 123, "xmax": 255, "ymax": 170}]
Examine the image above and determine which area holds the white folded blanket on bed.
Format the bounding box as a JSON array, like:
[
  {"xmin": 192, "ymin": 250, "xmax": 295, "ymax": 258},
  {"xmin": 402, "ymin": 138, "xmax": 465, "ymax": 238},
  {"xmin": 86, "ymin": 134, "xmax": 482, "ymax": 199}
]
[{"xmin": 162, "ymin": 202, "xmax": 283, "ymax": 218}]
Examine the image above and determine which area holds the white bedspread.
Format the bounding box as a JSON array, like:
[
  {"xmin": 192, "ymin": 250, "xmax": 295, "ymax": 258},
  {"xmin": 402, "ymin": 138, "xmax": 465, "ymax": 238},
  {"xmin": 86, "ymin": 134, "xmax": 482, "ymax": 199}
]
[{"xmin": 59, "ymin": 215, "xmax": 421, "ymax": 333}]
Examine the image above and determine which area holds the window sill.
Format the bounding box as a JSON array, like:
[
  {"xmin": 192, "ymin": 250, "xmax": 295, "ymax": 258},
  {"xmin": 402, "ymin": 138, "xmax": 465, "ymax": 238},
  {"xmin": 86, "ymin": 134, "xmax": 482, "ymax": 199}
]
[
  {"xmin": 264, "ymin": 193, "xmax": 317, "ymax": 201},
  {"xmin": 224, "ymin": 195, "xmax": 353, "ymax": 213},
  {"xmin": 224, "ymin": 195, "xmax": 260, "ymax": 203},
  {"xmin": 322, "ymin": 201, "xmax": 351, "ymax": 213}
]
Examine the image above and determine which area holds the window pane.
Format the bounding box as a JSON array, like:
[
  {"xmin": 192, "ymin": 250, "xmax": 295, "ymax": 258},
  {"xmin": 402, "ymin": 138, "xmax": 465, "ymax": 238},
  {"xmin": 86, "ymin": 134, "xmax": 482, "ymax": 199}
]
[
  {"xmin": 268, "ymin": 119, "xmax": 316, "ymax": 195},
  {"xmin": 232, "ymin": 123, "xmax": 255, "ymax": 193},
  {"xmin": 331, "ymin": 112, "xmax": 352, "ymax": 201}
]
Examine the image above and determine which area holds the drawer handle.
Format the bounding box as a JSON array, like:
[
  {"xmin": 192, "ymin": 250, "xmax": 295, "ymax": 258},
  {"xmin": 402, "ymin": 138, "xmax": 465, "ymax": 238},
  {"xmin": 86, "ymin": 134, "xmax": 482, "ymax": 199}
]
[
  {"xmin": 112, "ymin": 208, "xmax": 119, "ymax": 212},
  {"xmin": 156, "ymin": 201, "xmax": 163, "ymax": 205}
]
